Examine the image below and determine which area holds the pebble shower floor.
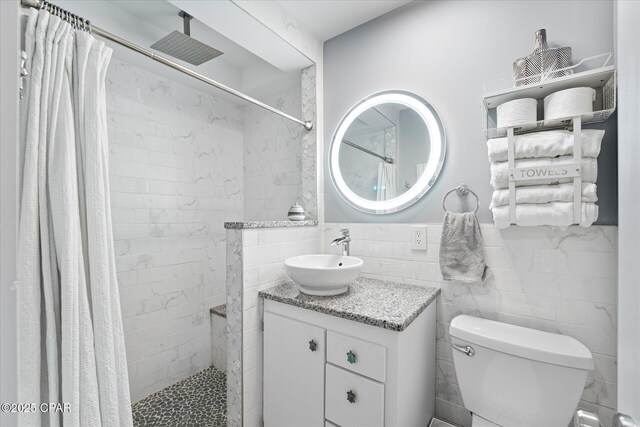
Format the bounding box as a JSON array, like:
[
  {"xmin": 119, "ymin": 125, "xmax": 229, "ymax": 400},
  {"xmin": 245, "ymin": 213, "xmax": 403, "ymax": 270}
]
[{"xmin": 132, "ymin": 366, "xmax": 226, "ymax": 426}]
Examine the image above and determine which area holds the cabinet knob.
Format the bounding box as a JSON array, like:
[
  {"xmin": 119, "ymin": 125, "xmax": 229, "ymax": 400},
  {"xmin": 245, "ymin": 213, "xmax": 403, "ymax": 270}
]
[
  {"xmin": 346, "ymin": 390, "xmax": 356, "ymax": 403},
  {"xmin": 346, "ymin": 350, "xmax": 356, "ymax": 364},
  {"xmin": 309, "ymin": 339, "xmax": 317, "ymax": 352}
]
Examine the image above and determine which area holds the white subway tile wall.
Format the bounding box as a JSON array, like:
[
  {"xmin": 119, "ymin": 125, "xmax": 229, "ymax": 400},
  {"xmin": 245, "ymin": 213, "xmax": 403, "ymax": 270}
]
[
  {"xmin": 243, "ymin": 85, "xmax": 303, "ymax": 221},
  {"xmin": 241, "ymin": 227, "xmax": 322, "ymax": 427},
  {"xmin": 107, "ymin": 59, "xmax": 244, "ymax": 402},
  {"xmin": 324, "ymin": 223, "xmax": 617, "ymax": 426}
]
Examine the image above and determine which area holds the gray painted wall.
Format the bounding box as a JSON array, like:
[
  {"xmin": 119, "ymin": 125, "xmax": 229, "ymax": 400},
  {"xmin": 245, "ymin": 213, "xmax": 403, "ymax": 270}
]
[{"xmin": 324, "ymin": 0, "xmax": 616, "ymax": 224}]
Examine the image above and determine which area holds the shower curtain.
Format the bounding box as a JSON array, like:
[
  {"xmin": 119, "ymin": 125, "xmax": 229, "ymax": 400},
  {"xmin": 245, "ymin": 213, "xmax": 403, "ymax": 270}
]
[
  {"xmin": 17, "ymin": 9, "xmax": 132, "ymax": 427},
  {"xmin": 376, "ymin": 162, "xmax": 398, "ymax": 201}
]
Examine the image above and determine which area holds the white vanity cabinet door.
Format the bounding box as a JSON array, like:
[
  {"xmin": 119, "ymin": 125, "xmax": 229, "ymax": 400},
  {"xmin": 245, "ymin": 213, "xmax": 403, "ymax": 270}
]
[
  {"xmin": 263, "ymin": 312, "xmax": 326, "ymax": 427},
  {"xmin": 325, "ymin": 364, "xmax": 384, "ymax": 427}
]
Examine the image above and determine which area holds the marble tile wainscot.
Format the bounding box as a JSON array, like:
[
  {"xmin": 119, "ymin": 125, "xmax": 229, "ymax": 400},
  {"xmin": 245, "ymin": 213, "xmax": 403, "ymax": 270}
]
[
  {"xmin": 225, "ymin": 222, "xmax": 322, "ymax": 427},
  {"xmin": 323, "ymin": 223, "xmax": 618, "ymax": 427}
]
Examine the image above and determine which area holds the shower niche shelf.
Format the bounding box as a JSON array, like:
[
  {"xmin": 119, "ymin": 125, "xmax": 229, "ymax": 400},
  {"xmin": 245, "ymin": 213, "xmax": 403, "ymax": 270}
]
[{"xmin": 481, "ymin": 53, "xmax": 616, "ymax": 139}]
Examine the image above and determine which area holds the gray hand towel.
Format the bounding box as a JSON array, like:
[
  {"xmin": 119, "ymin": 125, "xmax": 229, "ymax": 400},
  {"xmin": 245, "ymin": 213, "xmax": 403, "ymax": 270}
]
[{"xmin": 439, "ymin": 211, "xmax": 487, "ymax": 282}]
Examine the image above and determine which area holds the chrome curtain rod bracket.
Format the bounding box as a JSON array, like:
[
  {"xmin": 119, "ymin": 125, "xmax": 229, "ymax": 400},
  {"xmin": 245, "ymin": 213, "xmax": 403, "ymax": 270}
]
[{"xmin": 20, "ymin": 0, "xmax": 314, "ymax": 132}]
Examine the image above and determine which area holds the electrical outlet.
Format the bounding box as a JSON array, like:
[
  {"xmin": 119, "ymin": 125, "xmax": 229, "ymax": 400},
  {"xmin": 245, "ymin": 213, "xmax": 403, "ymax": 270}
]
[{"xmin": 411, "ymin": 226, "xmax": 427, "ymax": 250}]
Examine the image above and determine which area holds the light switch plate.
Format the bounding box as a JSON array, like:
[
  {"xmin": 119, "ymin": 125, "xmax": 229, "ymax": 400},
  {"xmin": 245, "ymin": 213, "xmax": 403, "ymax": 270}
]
[{"xmin": 411, "ymin": 226, "xmax": 427, "ymax": 250}]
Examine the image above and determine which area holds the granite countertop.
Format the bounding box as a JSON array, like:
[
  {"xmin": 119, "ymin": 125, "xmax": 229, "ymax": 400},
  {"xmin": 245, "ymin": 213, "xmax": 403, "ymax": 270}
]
[
  {"xmin": 224, "ymin": 220, "xmax": 318, "ymax": 229},
  {"xmin": 210, "ymin": 304, "xmax": 226, "ymax": 318},
  {"xmin": 259, "ymin": 277, "xmax": 440, "ymax": 332}
]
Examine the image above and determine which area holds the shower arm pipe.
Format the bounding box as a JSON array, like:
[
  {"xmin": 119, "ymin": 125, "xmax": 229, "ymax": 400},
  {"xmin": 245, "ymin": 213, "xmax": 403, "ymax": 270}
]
[
  {"xmin": 20, "ymin": 0, "xmax": 314, "ymax": 132},
  {"xmin": 342, "ymin": 139, "xmax": 394, "ymax": 164}
]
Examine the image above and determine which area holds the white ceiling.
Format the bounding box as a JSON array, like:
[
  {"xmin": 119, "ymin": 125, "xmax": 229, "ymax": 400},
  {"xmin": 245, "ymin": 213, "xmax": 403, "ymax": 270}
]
[
  {"xmin": 37, "ymin": 0, "xmax": 411, "ymax": 101},
  {"xmin": 275, "ymin": 0, "xmax": 413, "ymax": 41},
  {"xmin": 52, "ymin": 0, "xmax": 312, "ymax": 99}
]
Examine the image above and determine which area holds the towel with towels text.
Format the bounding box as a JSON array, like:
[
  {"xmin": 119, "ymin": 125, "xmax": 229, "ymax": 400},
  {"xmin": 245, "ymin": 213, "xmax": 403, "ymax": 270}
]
[
  {"xmin": 439, "ymin": 212, "xmax": 487, "ymax": 283},
  {"xmin": 490, "ymin": 156, "xmax": 598, "ymax": 189}
]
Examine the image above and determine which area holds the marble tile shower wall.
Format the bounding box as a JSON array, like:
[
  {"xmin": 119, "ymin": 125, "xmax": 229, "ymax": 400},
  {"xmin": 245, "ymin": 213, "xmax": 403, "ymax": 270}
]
[
  {"xmin": 106, "ymin": 59, "xmax": 244, "ymax": 402},
  {"xmin": 243, "ymin": 84, "xmax": 303, "ymax": 221},
  {"xmin": 324, "ymin": 223, "xmax": 617, "ymax": 426}
]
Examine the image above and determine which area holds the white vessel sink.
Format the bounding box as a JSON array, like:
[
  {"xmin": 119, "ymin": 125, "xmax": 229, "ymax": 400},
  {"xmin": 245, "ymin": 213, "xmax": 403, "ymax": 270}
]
[{"xmin": 284, "ymin": 254, "xmax": 363, "ymax": 296}]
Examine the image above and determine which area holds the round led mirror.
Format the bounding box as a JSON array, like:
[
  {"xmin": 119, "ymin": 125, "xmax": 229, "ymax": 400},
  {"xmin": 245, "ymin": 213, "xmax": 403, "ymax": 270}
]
[{"xmin": 329, "ymin": 91, "xmax": 446, "ymax": 214}]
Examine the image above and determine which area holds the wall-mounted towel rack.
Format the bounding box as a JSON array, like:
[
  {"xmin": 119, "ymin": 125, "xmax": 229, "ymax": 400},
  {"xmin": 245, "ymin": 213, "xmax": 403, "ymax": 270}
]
[{"xmin": 442, "ymin": 184, "xmax": 479, "ymax": 213}]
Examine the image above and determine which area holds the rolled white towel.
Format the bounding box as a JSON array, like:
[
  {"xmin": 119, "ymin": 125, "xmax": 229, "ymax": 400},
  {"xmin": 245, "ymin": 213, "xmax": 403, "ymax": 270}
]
[
  {"xmin": 487, "ymin": 129, "xmax": 603, "ymax": 163},
  {"xmin": 490, "ymin": 182, "xmax": 598, "ymax": 209},
  {"xmin": 492, "ymin": 202, "xmax": 599, "ymax": 229},
  {"xmin": 490, "ymin": 156, "xmax": 598, "ymax": 190}
]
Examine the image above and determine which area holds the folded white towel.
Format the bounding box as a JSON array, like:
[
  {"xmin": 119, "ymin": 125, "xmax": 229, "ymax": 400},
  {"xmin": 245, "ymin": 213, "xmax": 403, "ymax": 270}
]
[
  {"xmin": 490, "ymin": 156, "xmax": 597, "ymax": 190},
  {"xmin": 492, "ymin": 202, "xmax": 599, "ymax": 229},
  {"xmin": 487, "ymin": 129, "xmax": 603, "ymax": 163},
  {"xmin": 490, "ymin": 182, "xmax": 598, "ymax": 208}
]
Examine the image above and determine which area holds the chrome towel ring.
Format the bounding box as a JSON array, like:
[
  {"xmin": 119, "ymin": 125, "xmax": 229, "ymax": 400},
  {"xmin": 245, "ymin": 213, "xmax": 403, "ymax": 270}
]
[{"xmin": 442, "ymin": 184, "xmax": 480, "ymax": 213}]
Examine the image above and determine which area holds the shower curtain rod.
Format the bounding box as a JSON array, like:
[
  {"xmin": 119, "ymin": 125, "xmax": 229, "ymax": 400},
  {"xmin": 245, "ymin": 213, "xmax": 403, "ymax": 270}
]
[
  {"xmin": 20, "ymin": 0, "xmax": 314, "ymax": 132},
  {"xmin": 342, "ymin": 139, "xmax": 394, "ymax": 164}
]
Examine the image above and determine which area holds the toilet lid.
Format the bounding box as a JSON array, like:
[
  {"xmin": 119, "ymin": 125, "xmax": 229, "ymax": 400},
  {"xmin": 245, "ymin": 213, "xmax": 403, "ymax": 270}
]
[{"xmin": 450, "ymin": 315, "xmax": 594, "ymax": 370}]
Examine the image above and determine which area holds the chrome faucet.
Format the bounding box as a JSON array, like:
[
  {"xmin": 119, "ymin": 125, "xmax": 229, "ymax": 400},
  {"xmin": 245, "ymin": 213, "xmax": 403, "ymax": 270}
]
[{"xmin": 330, "ymin": 229, "xmax": 351, "ymax": 256}]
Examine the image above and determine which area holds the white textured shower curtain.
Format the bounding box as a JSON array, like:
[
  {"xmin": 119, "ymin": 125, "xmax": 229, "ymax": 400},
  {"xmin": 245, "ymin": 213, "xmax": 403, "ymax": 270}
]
[
  {"xmin": 376, "ymin": 162, "xmax": 397, "ymax": 201},
  {"xmin": 17, "ymin": 9, "xmax": 132, "ymax": 427}
]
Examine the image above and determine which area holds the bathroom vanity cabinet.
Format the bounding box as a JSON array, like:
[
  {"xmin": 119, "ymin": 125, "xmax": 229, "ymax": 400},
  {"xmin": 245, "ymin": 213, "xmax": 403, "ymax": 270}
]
[{"xmin": 261, "ymin": 278, "xmax": 438, "ymax": 427}]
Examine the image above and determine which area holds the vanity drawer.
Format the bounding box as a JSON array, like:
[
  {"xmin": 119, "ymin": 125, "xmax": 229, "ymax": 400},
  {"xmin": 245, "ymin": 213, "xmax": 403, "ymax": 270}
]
[
  {"xmin": 325, "ymin": 364, "xmax": 384, "ymax": 427},
  {"xmin": 327, "ymin": 331, "xmax": 386, "ymax": 382}
]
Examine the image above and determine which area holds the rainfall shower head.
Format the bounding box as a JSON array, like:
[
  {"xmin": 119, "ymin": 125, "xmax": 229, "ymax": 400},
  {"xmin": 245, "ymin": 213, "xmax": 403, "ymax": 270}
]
[{"xmin": 150, "ymin": 11, "xmax": 223, "ymax": 66}]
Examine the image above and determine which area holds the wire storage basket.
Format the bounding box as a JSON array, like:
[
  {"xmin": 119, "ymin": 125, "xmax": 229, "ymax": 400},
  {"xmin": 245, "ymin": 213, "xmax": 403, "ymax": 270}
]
[{"xmin": 513, "ymin": 29, "xmax": 573, "ymax": 86}]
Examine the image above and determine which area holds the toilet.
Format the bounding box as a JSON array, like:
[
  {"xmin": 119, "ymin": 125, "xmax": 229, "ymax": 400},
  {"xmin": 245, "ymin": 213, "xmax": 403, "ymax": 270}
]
[{"xmin": 449, "ymin": 315, "xmax": 594, "ymax": 427}]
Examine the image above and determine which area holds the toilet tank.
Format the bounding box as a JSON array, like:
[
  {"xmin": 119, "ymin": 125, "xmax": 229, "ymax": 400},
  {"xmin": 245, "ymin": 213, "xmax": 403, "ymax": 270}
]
[{"xmin": 450, "ymin": 315, "xmax": 594, "ymax": 427}]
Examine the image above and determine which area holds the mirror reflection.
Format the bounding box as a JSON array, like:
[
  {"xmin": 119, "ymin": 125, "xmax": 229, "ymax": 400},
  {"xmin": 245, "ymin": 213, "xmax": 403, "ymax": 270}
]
[{"xmin": 338, "ymin": 103, "xmax": 430, "ymax": 201}]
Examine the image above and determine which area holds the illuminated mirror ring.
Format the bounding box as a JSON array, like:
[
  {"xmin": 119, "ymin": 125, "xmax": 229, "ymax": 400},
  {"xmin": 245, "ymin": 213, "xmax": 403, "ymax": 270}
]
[{"xmin": 329, "ymin": 90, "xmax": 446, "ymax": 214}]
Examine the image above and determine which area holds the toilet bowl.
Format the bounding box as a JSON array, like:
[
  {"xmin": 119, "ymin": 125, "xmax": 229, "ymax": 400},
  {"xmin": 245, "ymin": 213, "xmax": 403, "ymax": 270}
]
[{"xmin": 449, "ymin": 315, "xmax": 594, "ymax": 427}]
